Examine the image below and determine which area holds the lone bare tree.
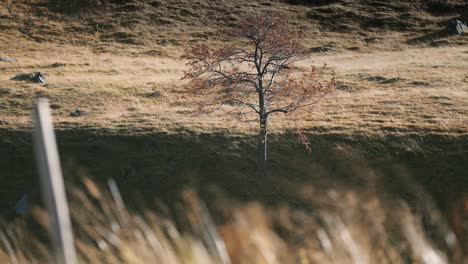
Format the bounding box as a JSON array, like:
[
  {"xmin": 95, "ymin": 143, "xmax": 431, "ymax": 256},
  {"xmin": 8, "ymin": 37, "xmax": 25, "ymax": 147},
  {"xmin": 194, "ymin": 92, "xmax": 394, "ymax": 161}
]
[{"xmin": 182, "ymin": 15, "xmax": 334, "ymax": 172}]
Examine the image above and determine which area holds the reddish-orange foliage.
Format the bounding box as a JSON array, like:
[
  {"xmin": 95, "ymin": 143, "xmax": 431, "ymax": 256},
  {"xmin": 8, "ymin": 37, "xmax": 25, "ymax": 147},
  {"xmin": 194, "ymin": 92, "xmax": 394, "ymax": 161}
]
[
  {"xmin": 182, "ymin": 14, "xmax": 335, "ymax": 165},
  {"xmin": 182, "ymin": 14, "xmax": 334, "ymax": 118}
]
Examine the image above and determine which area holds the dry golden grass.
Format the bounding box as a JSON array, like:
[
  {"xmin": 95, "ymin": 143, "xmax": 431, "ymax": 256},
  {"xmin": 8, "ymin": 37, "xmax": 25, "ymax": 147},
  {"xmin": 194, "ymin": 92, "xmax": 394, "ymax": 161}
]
[
  {"xmin": 2, "ymin": 0, "xmax": 466, "ymax": 52},
  {"xmin": 1, "ymin": 41, "xmax": 466, "ymax": 138},
  {"xmin": 0, "ymin": 2, "xmax": 467, "ymax": 262},
  {"xmin": 0, "ymin": 0, "xmax": 466, "ymax": 137},
  {"xmin": 0, "ymin": 176, "xmax": 458, "ymax": 263}
]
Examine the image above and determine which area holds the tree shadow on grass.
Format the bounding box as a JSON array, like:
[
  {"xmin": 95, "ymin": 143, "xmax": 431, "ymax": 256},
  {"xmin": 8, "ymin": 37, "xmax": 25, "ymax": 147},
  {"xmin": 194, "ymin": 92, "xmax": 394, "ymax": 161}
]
[{"xmin": 0, "ymin": 129, "xmax": 466, "ymax": 224}]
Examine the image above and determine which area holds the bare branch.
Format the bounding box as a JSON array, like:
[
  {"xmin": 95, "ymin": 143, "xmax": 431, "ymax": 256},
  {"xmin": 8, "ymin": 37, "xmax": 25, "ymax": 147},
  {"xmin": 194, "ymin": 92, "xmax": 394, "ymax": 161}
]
[
  {"xmin": 182, "ymin": 14, "xmax": 334, "ymax": 131},
  {"xmin": 181, "ymin": 14, "xmax": 335, "ymax": 169},
  {"xmin": 222, "ymin": 99, "xmax": 260, "ymax": 114}
]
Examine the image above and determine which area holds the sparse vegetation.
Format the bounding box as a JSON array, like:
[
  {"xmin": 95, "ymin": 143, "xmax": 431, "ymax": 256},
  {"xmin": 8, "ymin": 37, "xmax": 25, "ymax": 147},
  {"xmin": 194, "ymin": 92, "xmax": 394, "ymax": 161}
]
[
  {"xmin": 183, "ymin": 15, "xmax": 334, "ymax": 171},
  {"xmin": 0, "ymin": 165, "xmax": 461, "ymax": 263},
  {"xmin": 49, "ymin": 0, "xmax": 131, "ymax": 14},
  {"xmin": 0, "ymin": 0, "xmax": 467, "ymax": 263}
]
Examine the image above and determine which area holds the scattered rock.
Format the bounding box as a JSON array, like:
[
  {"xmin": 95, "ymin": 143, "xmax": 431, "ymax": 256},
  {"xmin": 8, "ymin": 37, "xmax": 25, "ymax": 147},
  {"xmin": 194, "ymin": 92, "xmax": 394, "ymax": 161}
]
[
  {"xmin": 0, "ymin": 120, "xmax": 10, "ymax": 126},
  {"xmin": 456, "ymin": 19, "xmax": 467, "ymax": 35},
  {"xmin": 0, "ymin": 56, "xmax": 16, "ymax": 62},
  {"xmin": 50, "ymin": 104, "xmax": 61, "ymax": 110},
  {"xmin": 33, "ymin": 73, "xmax": 46, "ymax": 83},
  {"xmin": 11, "ymin": 73, "xmax": 34, "ymax": 81},
  {"xmin": 10, "ymin": 72, "xmax": 47, "ymax": 83},
  {"xmin": 69, "ymin": 109, "xmax": 85, "ymax": 117}
]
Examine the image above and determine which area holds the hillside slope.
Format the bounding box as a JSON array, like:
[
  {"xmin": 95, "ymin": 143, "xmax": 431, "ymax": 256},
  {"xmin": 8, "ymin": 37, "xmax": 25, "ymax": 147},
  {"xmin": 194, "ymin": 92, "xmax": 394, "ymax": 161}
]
[
  {"xmin": 0, "ymin": 0, "xmax": 467, "ymax": 54},
  {"xmin": 0, "ymin": 1, "xmax": 468, "ymax": 262}
]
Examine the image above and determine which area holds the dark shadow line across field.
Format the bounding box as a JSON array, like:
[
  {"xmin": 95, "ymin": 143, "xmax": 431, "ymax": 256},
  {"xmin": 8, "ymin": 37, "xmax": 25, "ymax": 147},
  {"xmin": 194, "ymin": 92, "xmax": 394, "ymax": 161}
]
[{"xmin": 0, "ymin": 128, "xmax": 466, "ymax": 222}]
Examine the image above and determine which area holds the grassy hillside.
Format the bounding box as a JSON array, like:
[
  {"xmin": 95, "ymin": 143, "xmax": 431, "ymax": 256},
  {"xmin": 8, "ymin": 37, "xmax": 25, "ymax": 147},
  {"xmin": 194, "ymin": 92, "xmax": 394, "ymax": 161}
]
[
  {"xmin": 1, "ymin": 0, "xmax": 467, "ymax": 53},
  {"xmin": 0, "ymin": 129, "xmax": 466, "ymax": 262},
  {"xmin": 0, "ymin": 0, "xmax": 467, "ymax": 262},
  {"xmin": 0, "ymin": 0, "xmax": 466, "ymax": 135}
]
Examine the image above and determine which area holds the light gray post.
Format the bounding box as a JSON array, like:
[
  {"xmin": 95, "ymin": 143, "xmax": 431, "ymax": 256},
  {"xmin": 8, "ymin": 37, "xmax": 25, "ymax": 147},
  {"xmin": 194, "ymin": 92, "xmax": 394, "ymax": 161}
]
[{"xmin": 33, "ymin": 98, "xmax": 76, "ymax": 264}]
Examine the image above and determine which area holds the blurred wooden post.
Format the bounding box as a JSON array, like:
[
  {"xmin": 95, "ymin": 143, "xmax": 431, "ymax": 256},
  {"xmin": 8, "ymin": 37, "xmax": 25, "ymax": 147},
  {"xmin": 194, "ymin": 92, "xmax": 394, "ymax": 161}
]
[{"xmin": 33, "ymin": 98, "xmax": 77, "ymax": 264}]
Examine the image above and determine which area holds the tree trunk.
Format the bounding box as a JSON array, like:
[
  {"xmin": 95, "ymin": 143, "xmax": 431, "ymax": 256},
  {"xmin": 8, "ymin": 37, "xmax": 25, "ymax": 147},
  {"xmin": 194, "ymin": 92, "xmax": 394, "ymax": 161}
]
[{"xmin": 258, "ymin": 116, "xmax": 268, "ymax": 174}]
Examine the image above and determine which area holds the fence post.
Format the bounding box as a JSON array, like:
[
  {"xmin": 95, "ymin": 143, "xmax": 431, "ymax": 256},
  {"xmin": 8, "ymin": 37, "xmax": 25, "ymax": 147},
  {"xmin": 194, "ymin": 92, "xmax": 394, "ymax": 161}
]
[{"xmin": 33, "ymin": 98, "xmax": 77, "ymax": 264}]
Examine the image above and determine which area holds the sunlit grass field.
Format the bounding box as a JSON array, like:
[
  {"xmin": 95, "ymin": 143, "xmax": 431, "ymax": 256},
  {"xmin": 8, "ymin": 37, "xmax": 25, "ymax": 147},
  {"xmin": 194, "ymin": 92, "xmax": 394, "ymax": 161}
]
[
  {"xmin": 0, "ymin": 0, "xmax": 467, "ymax": 263},
  {"xmin": 1, "ymin": 42, "xmax": 466, "ymax": 138}
]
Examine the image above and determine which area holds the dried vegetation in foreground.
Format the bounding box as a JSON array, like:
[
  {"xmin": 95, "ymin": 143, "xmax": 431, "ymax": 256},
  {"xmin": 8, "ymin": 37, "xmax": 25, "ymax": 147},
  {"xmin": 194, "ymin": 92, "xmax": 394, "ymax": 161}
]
[
  {"xmin": 0, "ymin": 176, "xmax": 461, "ymax": 263},
  {"xmin": 0, "ymin": 0, "xmax": 467, "ymax": 263}
]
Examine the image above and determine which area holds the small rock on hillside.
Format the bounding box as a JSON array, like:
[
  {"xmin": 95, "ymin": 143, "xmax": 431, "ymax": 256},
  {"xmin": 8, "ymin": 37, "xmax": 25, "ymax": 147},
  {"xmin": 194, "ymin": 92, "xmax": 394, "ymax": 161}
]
[
  {"xmin": 0, "ymin": 56, "xmax": 17, "ymax": 62},
  {"xmin": 10, "ymin": 72, "xmax": 47, "ymax": 83}
]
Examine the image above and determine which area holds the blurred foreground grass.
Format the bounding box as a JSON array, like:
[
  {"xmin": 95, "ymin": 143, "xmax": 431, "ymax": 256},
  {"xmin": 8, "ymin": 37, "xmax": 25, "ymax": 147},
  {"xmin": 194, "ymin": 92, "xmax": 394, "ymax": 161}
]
[
  {"xmin": 0, "ymin": 129, "xmax": 467, "ymax": 263},
  {"xmin": 0, "ymin": 174, "xmax": 460, "ymax": 263}
]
